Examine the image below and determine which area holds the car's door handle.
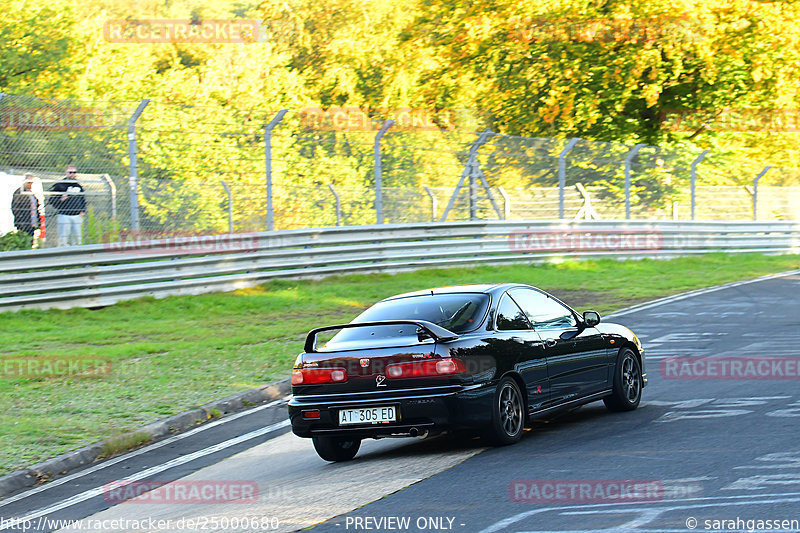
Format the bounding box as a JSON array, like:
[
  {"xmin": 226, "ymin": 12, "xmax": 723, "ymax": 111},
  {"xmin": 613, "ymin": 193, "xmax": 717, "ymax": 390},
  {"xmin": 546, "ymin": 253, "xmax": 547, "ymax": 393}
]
[
  {"xmin": 545, "ymin": 339, "xmax": 557, "ymax": 347},
  {"xmin": 510, "ymin": 336, "xmax": 523, "ymax": 342}
]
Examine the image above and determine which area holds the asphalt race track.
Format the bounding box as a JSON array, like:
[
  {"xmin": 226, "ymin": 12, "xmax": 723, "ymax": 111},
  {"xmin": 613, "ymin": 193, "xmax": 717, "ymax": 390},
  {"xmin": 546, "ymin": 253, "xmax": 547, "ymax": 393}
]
[{"xmin": 2, "ymin": 271, "xmax": 799, "ymax": 533}]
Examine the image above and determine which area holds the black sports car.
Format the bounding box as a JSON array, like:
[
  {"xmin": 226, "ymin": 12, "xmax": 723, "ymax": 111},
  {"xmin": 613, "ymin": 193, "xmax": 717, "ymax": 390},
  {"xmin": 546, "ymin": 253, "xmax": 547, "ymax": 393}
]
[{"xmin": 288, "ymin": 283, "xmax": 646, "ymax": 461}]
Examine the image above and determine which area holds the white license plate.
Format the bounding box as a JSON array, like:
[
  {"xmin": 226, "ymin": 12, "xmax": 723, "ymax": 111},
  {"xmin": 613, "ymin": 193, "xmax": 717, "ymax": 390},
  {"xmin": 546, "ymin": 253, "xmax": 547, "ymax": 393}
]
[{"xmin": 339, "ymin": 406, "xmax": 397, "ymax": 425}]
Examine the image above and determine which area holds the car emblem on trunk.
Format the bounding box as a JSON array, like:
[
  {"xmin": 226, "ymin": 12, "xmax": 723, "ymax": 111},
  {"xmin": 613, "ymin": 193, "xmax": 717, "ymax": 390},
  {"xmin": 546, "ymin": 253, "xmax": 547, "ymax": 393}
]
[
  {"xmin": 360, "ymin": 358, "xmax": 370, "ymax": 367},
  {"xmin": 376, "ymin": 375, "xmax": 386, "ymax": 387}
]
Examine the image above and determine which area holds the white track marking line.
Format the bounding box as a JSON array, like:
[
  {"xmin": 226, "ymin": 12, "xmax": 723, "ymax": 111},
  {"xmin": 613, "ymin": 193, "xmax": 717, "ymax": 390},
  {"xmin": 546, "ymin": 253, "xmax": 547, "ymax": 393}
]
[
  {"xmin": 480, "ymin": 491, "xmax": 800, "ymax": 533},
  {"xmin": 0, "ymin": 398, "xmax": 288, "ymax": 508},
  {"xmin": 606, "ymin": 269, "xmax": 800, "ymax": 319},
  {"xmin": 0, "ymin": 419, "xmax": 291, "ymax": 529}
]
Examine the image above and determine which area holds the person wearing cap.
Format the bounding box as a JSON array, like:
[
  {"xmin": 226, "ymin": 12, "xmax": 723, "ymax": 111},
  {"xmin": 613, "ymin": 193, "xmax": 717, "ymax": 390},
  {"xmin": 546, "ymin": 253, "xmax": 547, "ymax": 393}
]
[
  {"xmin": 48, "ymin": 165, "xmax": 86, "ymax": 246},
  {"xmin": 11, "ymin": 174, "xmax": 41, "ymax": 237}
]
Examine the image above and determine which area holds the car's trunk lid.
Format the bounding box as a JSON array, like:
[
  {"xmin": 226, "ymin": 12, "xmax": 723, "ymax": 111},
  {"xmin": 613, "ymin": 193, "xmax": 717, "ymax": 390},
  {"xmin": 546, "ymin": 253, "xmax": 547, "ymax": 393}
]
[{"xmin": 294, "ymin": 321, "xmax": 458, "ymax": 394}]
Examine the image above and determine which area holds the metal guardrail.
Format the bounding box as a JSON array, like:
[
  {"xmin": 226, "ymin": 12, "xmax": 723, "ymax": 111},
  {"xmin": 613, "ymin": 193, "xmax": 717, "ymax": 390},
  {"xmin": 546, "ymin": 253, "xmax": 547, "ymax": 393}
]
[{"xmin": 1, "ymin": 220, "xmax": 799, "ymax": 312}]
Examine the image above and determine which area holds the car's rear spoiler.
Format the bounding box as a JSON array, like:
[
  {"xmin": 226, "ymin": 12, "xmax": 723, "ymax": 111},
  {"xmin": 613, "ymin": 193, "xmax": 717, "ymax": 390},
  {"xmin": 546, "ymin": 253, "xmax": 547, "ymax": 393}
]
[{"xmin": 304, "ymin": 320, "xmax": 459, "ymax": 353}]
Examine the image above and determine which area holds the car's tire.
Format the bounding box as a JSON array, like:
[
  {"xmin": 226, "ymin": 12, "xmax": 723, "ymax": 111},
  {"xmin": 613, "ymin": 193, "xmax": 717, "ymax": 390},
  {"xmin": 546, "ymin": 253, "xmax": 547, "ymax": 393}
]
[
  {"xmin": 312, "ymin": 436, "xmax": 361, "ymax": 462},
  {"xmin": 486, "ymin": 376, "xmax": 525, "ymax": 445},
  {"xmin": 604, "ymin": 347, "xmax": 643, "ymax": 412}
]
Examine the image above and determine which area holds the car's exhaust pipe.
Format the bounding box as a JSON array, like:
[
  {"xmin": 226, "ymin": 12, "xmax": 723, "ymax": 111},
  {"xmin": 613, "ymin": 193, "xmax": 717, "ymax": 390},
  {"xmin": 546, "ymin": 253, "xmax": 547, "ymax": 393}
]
[{"xmin": 409, "ymin": 427, "xmax": 429, "ymax": 439}]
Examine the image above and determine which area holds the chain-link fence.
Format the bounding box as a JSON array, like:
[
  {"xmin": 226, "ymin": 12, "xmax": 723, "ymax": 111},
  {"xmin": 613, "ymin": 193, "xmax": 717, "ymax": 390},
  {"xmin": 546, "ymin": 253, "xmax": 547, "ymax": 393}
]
[{"xmin": 2, "ymin": 94, "xmax": 799, "ymax": 248}]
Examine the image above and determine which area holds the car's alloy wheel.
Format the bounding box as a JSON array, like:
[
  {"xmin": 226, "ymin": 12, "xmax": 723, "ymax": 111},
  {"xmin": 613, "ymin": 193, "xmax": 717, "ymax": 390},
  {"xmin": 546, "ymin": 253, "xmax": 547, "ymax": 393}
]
[
  {"xmin": 604, "ymin": 347, "xmax": 642, "ymax": 412},
  {"xmin": 487, "ymin": 377, "xmax": 525, "ymax": 445},
  {"xmin": 312, "ymin": 435, "xmax": 361, "ymax": 462}
]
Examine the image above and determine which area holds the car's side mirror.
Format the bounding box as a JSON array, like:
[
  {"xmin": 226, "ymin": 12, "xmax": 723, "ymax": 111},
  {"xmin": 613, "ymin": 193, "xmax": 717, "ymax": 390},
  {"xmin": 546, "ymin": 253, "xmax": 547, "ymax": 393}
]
[{"xmin": 583, "ymin": 310, "xmax": 601, "ymax": 327}]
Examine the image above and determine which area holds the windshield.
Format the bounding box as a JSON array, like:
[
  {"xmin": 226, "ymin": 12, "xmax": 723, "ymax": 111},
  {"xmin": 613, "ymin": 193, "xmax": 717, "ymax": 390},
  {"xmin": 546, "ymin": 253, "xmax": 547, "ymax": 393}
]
[{"xmin": 322, "ymin": 293, "xmax": 490, "ymax": 349}]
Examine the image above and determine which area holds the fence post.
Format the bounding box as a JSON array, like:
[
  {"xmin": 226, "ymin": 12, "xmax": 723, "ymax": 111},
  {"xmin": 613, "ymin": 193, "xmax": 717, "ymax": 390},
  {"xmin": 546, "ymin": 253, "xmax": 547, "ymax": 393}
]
[
  {"xmin": 328, "ymin": 184, "xmax": 341, "ymax": 226},
  {"xmin": 424, "ymin": 186, "xmax": 437, "ymax": 221},
  {"xmin": 265, "ymin": 109, "xmax": 288, "ymax": 231},
  {"xmin": 753, "ymin": 166, "xmax": 772, "ymax": 221},
  {"xmin": 100, "ymin": 174, "xmax": 117, "ymax": 222},
  {"xmin": 574, "ymin": 183, "xmax": 598, "ymax": 220},
  {"xmin": 497, "ymin": 186, "xmax": 510, "ymax": 220},
  {"xmin": 558, "ymin": 138, "xmax": 580, "ymax": 219},
  {"xmin": 469, "ymin": 163, "xmax": 478, "ymax": 220},
  {"xmin": 374, "ymin": 120, "xmax": 394, "ymax": 224},
  {"xmin": 440, "ymin": 130, "xmax": 492, "ymax": 222},
  {"xmin": 690, "ymin": 150, "xmax": 710, "ymax": 220},
  {"xmin": 220, "ymin": 180, "xmax": 233, "ymax": 233},
  {"xmin": 624, "ymin": 143, "xmax": 646, "ymax": 219},
  {"xmin": 127, "ymin": 99, "xmax": 150, "ymax": 231}
]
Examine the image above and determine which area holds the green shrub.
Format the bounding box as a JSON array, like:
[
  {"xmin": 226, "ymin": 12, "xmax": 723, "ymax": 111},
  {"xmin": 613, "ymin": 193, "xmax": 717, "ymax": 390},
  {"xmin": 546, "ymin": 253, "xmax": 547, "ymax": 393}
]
[
  {"xmin": 0, "ymin": 230, "xmax": 33, "ymax": 251},
  {"xmin": 83, "ymin": 207, "xmax": 121, "ymax": 244}
]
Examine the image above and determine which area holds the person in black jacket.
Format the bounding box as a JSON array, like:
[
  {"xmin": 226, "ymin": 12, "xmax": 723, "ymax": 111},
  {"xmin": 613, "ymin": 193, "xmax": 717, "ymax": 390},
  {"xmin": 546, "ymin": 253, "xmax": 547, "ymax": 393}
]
[
  {"xmin": 11, "ymin": 174, "xmax": 40, "ymax": 236},
  {"xmin": 49, "ymin": 165, "xmax": 86, "ymax": 246}
]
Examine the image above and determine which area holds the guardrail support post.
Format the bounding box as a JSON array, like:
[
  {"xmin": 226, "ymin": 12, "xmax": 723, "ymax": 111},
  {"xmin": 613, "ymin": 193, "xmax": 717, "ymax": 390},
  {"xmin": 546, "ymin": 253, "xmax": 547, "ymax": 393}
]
[
  {"xmin": 558, "ymin": 138, "xmax": 580, "ymax": 219},
  {"xmin": 753, "ymin": 166, "xmax": 772, "ymax": 220},
  {"xmin": 424, "ymin": 186, "xmax": 437, "ymax": 221},
  {"xmin": 127, "ymin": 99, "xmax": 150, "ymax": 231},
  {"xmin": 220, "ymin": 180, "xmax": 233, "ymax": 233},
  {"xmin": 374, "ymin": 120, "xmax": 394, "ymax": 224},
  {"xmin": 624, "ymin": 143, "xmax": 646, "ymax": 219},
  {"xmin": 328, "ymin": 184, "xmax": 341, "ymax": 226},
  {"xmin": 265, "ymin": 109, "xmax": 288, "ymax": 231},
  {"xmin": 690, "ymin": 150, "xmax": 710, "ymax": 220}
]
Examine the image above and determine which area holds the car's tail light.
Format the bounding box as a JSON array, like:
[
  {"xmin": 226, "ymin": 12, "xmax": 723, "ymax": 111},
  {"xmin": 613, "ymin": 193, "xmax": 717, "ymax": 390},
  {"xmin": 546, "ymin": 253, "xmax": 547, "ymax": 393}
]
[
  {"xmin": 292, "ymin": 368, "xmax": 347, "ymax": 385},
  {"xmin": 386, "ymin": 358, "xmax": 466, "ymax": 379}
]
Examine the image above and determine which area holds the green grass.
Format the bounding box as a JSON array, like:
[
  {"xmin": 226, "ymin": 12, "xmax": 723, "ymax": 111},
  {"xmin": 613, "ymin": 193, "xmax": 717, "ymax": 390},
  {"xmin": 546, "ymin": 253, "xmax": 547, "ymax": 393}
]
[
  {"xmin": 97, "ymin": 432, "xmax": 152, "ymax": 461},
  {"xmin": 1, "ymin": 253, "xmax": 799, "ymax": 475}
]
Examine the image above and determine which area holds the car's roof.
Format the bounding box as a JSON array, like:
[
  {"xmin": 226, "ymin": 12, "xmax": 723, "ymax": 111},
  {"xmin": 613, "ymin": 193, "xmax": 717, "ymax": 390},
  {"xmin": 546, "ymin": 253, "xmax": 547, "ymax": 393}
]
[{"xmin": 381, "ymin": 283, "xmax": 522, "ymax": 301}]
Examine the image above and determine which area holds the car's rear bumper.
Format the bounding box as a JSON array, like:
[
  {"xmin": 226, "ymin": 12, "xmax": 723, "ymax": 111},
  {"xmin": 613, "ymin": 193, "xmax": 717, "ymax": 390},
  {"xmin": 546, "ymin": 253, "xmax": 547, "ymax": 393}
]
[{"xmin": 288, "ymin": 383, "xmax": 493, "ymax": 438}]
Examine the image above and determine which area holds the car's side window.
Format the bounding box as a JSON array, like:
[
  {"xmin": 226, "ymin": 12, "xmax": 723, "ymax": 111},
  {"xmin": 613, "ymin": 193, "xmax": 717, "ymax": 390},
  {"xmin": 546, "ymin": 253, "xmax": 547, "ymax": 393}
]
[
  {"xmin": 508, "ymin": 288, "xmax": 577, "ymax": 330},
  {"xmin": 496, "ymin": 293, "xmax": 532, "ymax": 330}
]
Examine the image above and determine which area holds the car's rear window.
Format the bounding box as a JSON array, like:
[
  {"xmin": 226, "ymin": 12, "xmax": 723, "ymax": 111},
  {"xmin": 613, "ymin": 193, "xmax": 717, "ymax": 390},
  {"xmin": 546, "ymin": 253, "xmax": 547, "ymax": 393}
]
[
  {"xmin": 322, "ymin": 293, "xmax": 490, "ymax": 349},
  {"xmin": 356, "ymin": 293, "xmax": 489, "ymax": 332}
]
